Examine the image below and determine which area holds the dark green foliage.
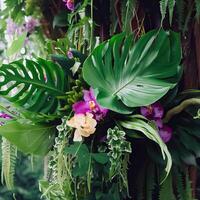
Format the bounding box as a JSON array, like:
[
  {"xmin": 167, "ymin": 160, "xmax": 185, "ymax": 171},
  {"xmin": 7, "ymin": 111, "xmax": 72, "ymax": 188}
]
[
  {"xmin": 176, "ymin": 0, "xmax": 185, "ymax": 30},
  {"xmin": 195, "ymin": 0, "xmax": 200, "ymax": 18},
  {"xmin": 159, "ymin": 173, "xmax": 176, "ymax": 200},
  {"xmin": 119, "ymin": 115, "xmax": 172, "ymax": 179},
  {"xmin": 0, "ymin": 153, "xmax": 42, "ymax": 200},
  {"xmin": 165, "ymin": 90, "xmax": 200, "ymax": 166}
]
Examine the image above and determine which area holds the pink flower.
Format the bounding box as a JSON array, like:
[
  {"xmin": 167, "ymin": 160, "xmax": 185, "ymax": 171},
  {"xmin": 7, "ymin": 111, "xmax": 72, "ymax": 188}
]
[
  {"xmin": 140, "ymin": 103, "xmax": 164, "ymax": 119},
  {"xmin": 25, "ymin": 17, "xmax": 39, "ymax": 33},
  {"xmin": 73, "ymin": 88, "xmax": 108, "ymax": 121},
  {"xmin": 140, "ymin": 102, "xmax": 172, "ymax": 143},
  {"xmin": 63, "ymin": 0, "xmax": 74, "ymax": 11},
  {"xmin": 67, "ymin": 113, "xmax": 97, "ymax": 141},
  {"xmin": 159, "ymin": 125, "xmax": 172, "ymax": 143}
]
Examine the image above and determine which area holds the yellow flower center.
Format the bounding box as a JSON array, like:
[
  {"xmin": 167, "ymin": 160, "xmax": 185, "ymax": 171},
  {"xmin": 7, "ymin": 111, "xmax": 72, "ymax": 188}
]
[
  {"xmin": 147, "ymin": 106, "xmax": 153, "ymax": 114},
  {"xmin": 89, "ymin": 101, "xmax": 96, "ymax": 110}
]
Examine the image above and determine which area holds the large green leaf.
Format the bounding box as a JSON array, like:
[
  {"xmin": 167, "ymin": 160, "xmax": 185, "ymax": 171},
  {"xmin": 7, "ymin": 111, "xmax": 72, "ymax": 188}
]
[
  {"xmin": 119, "ymin": 115, "xmax": 172, "ymax": 181},
  {"xmin": 0, "ymin": 121, "xmax": 55, "ymax": 155},
  {"xmin": 83, "ymin": 29, "xmax": 182, "ymax": 114},
  {"xmin": 0, "ymin": 58, "xmax": 68, "ymax": 114}
]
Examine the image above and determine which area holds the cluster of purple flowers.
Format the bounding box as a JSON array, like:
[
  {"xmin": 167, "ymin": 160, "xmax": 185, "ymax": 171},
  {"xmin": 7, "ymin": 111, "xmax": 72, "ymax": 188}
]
[
  {"xmin": 6, "ymin": 17, "xmax": 39, "ymax": 36},
  {"xmin": 73, "ymin": 88, "xmax": 108, "ymax": 121},
  {"xmin": 140, "ymin": 103, "xmax": 172, "ymax": 143}
]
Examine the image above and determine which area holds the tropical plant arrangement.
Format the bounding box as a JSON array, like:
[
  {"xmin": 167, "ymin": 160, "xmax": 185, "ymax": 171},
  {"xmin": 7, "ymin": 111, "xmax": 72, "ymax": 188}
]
[{"xmin": 0, "ymin": 0, "xmax": 200, "ymax": 200}]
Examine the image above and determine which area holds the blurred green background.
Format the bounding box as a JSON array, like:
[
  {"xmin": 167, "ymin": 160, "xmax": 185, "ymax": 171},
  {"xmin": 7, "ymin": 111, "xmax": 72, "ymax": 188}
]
[{"xmin": 0, "ymin": 151, "xmax": 43, "ymax": 200}]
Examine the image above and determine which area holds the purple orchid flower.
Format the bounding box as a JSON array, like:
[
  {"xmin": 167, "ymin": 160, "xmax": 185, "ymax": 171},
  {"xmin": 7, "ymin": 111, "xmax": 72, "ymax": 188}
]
[
  {"xmin": 140, "ymin": 103, "xmax": 164, "ymax": 120},
  {"xmin": 73, "ymin": 88, "xmax": 108, "ymax": 121},
  {"xmin": 159, "ymin": 125, "xmax": 172, "ymax": 143},
  {"xmin": 140, "ymin": 102, "xmax": 172, "ymax": 143},
  {"xmin": 63, "ymin": 0, "xmax": 75, "ymax": 11}
]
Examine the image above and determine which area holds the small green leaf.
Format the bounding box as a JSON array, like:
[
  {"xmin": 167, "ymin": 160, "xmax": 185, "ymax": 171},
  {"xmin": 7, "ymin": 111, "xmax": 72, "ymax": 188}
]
[
  {"xmin": 92, "ymin": 153, "xmax": 109, "ymax": 164},
  {"xmin": 65, "ymin": 142, "xmax": 89, "ymax": 155},
  {"xmin": 7, "ymin": 32, "xmax": 27, "ymax": 56},
  {"xmin": 65, "ymin": 143, "xmax": 90, "ymax": 177}
]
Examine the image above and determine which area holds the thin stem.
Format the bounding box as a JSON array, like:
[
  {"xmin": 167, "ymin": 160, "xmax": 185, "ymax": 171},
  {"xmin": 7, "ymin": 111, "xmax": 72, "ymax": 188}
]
[
  {"xmin": 164, "ymin": 98, "xmax": 200, "ymax": 123},
  {"xmin": 90, "ymin": 0, "xmax": 94, "ymax": 52}
]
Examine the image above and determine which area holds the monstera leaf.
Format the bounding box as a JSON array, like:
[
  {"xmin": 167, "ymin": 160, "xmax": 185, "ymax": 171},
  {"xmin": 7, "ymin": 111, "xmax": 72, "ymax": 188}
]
[
  {"xmin": 83, "ymin": 29, "xmax": 182, "ymax": 114},
  {"xmin": 0, "ymin": 58, "xmax": 67, "ymax": 114}
]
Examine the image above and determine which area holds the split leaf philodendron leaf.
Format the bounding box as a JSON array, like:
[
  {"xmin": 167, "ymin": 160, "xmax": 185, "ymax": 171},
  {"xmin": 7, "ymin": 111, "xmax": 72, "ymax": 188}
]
[
  {"xmin": 119, "ymin": 115, "xmax": 172, "ymax": 182},
  {"xmin": 83, "ymin": 29, "xmax": 182, "ymax": 114},
  {"xmin": 0, "ymin": 121, "xmax": 56, "ymax": 155},
  {"xmin": 0, "ymin": 58, "xmax": 68, "ymax": 114}
]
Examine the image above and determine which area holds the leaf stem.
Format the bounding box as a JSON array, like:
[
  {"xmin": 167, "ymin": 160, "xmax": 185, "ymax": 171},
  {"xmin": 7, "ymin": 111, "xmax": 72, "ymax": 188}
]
[
  {"xmin": 90, "ymin": 0, "xmax": 94, "ymax": 53},
  {"xmin": 164, "ymin": 98, "xmax": 200, "ymax": 123}
]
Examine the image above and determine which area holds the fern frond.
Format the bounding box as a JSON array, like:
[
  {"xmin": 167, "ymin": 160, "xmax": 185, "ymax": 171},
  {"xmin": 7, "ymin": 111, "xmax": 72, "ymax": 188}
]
[
  {"xmin": 160, "ymin": 0, "xmax": 176, "ymax": 26},
  {"xmin": 110, "ymin": 0, "xmax": 118, "ymax": 35},
  {"xmin": 168, "ymin": 0, "xmax": 176, "ymax": 25},
  {"xmin": 195, "ymin": 0, "xmax": 200, "ymax": 19},
  {"xmin": 159, "ymin": 172, "xmax": 176, "ymax": 200},
  {"xmin": 122, "ymin": 0, "xmax": 137, "ymax": 33},
  {"xmin": 176, "ymin": 0, "xmax": 186, "ymax": 29},
  {"xmin": 185, "ymin": 171, "xmax": 196, "ymax": 200},
  {"xmin": 174, "ymin": 168, "xmax": 186, "ymax": 200},
  {"xmin": 1, "ymin": 138, "xmax": 17, "ymax": 190},
  {"xmin": 160, "ymin": 0, "xmax": 169, "ymax": 25},
  {"xmin": 145, "ymin": 162, "xmax": 156, "ymax": 200}
]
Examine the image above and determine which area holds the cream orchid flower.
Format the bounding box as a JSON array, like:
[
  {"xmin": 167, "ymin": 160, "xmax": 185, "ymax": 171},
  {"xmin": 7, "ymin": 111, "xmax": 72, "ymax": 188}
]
[{"xmin": 67, "ymin": 113, "xmax": 97, "ymax": 141}]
